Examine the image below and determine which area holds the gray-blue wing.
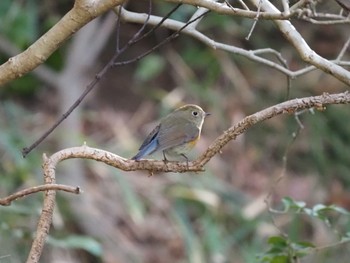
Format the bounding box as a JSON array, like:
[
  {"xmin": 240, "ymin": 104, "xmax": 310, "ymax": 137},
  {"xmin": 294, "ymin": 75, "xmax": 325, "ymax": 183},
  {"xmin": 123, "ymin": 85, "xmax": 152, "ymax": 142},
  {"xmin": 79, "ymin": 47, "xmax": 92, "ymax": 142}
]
[{"xmin": 132, "ymin": 124, "xmax": 161, "ymax": 160}]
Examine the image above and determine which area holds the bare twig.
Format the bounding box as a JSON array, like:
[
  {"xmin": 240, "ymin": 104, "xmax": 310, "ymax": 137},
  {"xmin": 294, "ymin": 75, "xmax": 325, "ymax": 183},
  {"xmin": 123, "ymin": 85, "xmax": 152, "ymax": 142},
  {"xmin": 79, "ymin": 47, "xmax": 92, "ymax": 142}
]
[
  {"xmin": 115, "ymin": 3, "xmax": 122, "ymax": 52},
  {"xmin": 113, "ymin": 9, "xmax": 210, "ymax": 67},
  {"xmin": 132, "ymin": 3, "xmax": 182, "ymax": 40},
  {"xmin": 232, "ymin": 0, "xmax": 249, "ymax": 10},
  {"xmin": 290, "ymin": 0, "xmax": 311, "ymax": 11},
  {"xmin": 264, "ymin": 121, "xmax": 303, "ymax": 236},
  {"xmin": 0, "ymin": 184, "xmax": 81, "ymax": 206},
  {"xmin": 303, "ymin": 17, "xmax": 350, "ymax": 24},
  {"xmin": 336, "ymin": 35, "xmax": 350, "ymax": 61},
  {"xmin": 281, "ymin": 0, "xmax": 291, "ymax": 16},
  {"xmin": 251, "ymin": 48, "xmax": 292, "ymax": 98},
  {"xmin": 246, "ymin": 0, "xmax": 262, "ymax": 40}
]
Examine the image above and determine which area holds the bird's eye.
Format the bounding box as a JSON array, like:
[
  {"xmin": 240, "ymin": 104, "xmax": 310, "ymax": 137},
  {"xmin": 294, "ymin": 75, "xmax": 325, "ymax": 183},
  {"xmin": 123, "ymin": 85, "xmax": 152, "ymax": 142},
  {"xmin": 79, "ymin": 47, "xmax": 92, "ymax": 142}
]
[{"xmin": 192, "ymin": 111, "xmax": 198, "ymax": 116}]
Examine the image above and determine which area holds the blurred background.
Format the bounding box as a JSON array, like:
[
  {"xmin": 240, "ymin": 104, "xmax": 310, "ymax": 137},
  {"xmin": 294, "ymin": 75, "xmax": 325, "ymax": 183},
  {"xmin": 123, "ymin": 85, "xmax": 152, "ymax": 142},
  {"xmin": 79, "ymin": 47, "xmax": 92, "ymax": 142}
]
[{"xmin": 0, "ymin": 0, "xmax": 350, "ymax": 262}]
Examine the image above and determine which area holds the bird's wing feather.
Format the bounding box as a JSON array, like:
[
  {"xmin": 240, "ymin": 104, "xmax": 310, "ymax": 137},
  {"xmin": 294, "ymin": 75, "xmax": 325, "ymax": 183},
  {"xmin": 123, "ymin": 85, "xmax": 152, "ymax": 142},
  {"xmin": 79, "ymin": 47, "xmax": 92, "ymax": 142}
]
[
  {"xmin": 157, "ymin": 122, "xmax": 199, "ymax": 151},
  {"xmin": 131, "ymin": 124, "xmax": 161, "ymax": 160},
  {"xmin": 138, "ymin": 124, "xmax": 161, "ymax": 150}
]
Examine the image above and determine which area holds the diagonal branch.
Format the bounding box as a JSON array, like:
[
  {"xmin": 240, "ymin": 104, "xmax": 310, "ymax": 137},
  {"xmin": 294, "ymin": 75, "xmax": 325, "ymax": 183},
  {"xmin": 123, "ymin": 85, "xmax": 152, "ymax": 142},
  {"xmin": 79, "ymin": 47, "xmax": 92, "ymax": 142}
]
[{"xmin": 0, "ymin": 35, "xmax": 58, "ymax": 87}]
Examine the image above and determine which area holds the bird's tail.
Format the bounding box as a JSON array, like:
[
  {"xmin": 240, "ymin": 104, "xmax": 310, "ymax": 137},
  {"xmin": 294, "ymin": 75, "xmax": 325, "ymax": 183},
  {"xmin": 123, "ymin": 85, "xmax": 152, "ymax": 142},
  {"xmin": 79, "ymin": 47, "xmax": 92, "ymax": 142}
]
[{"xmin": 131, "ymin": 139, "xmax": 158, "ymax": 160}]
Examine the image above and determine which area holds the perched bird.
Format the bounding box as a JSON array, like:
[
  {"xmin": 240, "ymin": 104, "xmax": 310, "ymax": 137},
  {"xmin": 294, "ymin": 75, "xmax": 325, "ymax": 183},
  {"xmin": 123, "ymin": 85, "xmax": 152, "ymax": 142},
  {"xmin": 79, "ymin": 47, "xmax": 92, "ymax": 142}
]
[{"xmin": 132, "ymin": 104, "xmax": 210, "ymax": 161}]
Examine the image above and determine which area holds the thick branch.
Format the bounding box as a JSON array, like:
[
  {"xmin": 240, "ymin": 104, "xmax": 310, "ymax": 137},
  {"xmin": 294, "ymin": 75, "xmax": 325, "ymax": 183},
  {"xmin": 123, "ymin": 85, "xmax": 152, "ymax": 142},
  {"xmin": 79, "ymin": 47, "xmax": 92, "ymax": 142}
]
[
  {"xmin": 0, "ymin": 35, "xmax": 59, "ymax": 87},
  {"xmin": 0, "ymin": 0, "xmax": 124, "ymax": 86},
  {"xmin": 162, "ymin": 0, "xmax": 301, "ymax": 20}
]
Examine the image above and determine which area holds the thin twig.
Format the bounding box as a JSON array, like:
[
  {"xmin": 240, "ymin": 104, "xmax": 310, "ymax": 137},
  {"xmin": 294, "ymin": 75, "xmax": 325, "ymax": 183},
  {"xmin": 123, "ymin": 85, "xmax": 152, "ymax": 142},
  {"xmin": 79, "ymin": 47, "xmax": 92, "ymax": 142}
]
[
  {"xmin": 113, "ymin": 10, "xmax": 210, "ymax": 67},
  {"xmin": 264, "ymin": 124, "xmax": 302, "ymax": 236},
  {"xmin": 246, "ymin": 0, "xmax": 262, "ymax": 40},
  {"xmin": 0, "ymin": 184, "xmax": 81, "ymax": 206},
  {"xmin": 131, "ymin": 3, "xmax": 183, "ymax": 41},
  {"xmin": 128, "ymin": 0, "xmax": 153, "ymax": 42},
  {"xmin": 290, "ymin": 0, "xmax": 310, "ymax": 11},
  {"xmin": 251, "ymin": 48, "xmax": 292, "ymax": 99},
  {"xmin": 336, "ymin": 35, "xmax": 350, "ymax": 61},
  {"xmin": 115, "ymin": 2, "xmax": 123, "ymax": 52},
  {"xmin": 303, "ymin": 17, "xmax": 350, "ymax": 24},
  {"xmin": 281, "ymin": 0, "xmax": 290, "ymax": 16}
]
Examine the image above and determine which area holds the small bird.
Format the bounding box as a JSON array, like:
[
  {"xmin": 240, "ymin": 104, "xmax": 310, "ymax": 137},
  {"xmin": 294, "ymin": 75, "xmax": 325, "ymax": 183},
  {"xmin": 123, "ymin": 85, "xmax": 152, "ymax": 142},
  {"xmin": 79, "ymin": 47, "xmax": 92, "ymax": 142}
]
[{"xmin": 132, "ymin": 104, "xmax": 210, "ymax": 161}]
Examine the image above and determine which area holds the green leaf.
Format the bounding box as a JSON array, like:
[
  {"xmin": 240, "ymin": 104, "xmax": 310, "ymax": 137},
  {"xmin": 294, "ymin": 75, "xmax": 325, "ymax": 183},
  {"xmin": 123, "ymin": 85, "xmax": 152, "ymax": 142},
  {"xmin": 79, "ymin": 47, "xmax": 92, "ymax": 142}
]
[
  {"xmin": 340, "ymin": 232, "xmax": 350, "ymax": 242},
  {"xmin": 268, "ymin": 236, "xmax": 288, "ymax": 247},
  {"xmin": 291, "ymin": 241, "xmax": 315, "ymax": 257},
  {"xmin": 281, "ymin": 197, "xmax": 306, "ymax": 212},
  {"xmin": 324, "ymin": 205, "xmax": 349, "ymax": 215},
  {"xmin": 266, "ymin": 236, "xmax": 289, "ymax": 255},
  {"xmin": 293, "ymin": 241, "xmax": 315, "ymax": 249},
  {"xmin": 47, "ymin": 235, "xmax": 102, "ymax": 257},
  {"xmin": 270, "ymin": 255, "xmax": 289, "ymax": 263}
]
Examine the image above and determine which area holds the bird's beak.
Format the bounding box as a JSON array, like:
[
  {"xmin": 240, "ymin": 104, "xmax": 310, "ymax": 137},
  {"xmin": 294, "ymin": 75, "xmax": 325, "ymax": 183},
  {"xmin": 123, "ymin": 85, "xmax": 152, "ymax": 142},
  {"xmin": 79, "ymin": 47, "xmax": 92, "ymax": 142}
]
[{"xmin": 205, "ymin": 112, "xmax": 211, "ymax": 117}]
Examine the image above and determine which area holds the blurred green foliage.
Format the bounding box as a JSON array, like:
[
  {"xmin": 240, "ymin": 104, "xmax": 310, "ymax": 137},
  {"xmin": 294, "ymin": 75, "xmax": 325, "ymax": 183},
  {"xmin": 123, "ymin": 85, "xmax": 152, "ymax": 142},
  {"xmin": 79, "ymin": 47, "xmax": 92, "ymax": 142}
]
[
  {"xmin": 0, "ymin": 0, "xmax": 39, "ymax": 47},
  {"xmin": 47, "ymin": 235, "xmax": 102, "ymax": 257},
  {"xmin": 0, "ymin": 0, "xmax": 65, "ymax": 97},
  {"xmin": 0, "ymin": 0, "xmax": 40, "ymax": 97},
  {"xmin": 136, "ymin": 54, "xmax": 166, "ymax": 82},
  {"xmin": 258, "ymin": 197, "xmax": 350, "ymax": 262},
  {"xmin": 0, "ymin": 102, "xmax": 43, "ymax": 261}
]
